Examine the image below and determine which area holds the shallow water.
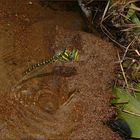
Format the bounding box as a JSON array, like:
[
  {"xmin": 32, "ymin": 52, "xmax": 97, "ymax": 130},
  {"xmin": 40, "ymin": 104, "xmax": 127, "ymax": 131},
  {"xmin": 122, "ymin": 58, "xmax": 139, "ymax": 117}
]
[
  {"xmin": 0, "ymin": 1, "xmax": 84, "ymax": 139},
  {"xmin": 0, "ymin": 1, "xmax": 122, "ymax": 140}
]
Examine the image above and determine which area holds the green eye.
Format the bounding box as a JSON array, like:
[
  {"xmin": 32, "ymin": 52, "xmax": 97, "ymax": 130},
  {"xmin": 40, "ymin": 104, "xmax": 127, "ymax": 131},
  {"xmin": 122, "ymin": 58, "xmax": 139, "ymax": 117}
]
[
  {"xmin": 69, "ymin": 48, "xmax": 78, "ymax": 60},
  {"xmin": 60, "ymin": 48, "xmax": 78, "ymax": 61}
]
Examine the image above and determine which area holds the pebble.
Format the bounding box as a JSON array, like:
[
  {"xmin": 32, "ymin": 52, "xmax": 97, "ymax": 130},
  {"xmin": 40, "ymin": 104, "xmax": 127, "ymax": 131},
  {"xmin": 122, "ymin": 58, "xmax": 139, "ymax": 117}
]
[{"xmin": 29, "ymin": 1, "xmax": 33, "ymax": 5}]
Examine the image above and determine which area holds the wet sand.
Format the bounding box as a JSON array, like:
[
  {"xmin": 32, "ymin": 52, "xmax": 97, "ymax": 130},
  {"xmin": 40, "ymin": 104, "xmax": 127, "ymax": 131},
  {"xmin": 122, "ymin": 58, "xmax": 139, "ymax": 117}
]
[{"xmin": 0, "ymin": 0, "xmax": 121, "ymax": 139}]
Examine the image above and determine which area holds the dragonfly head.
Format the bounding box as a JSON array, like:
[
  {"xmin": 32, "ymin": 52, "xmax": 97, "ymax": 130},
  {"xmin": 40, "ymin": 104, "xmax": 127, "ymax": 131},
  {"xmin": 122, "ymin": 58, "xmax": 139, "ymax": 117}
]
[
  {"xmin": 56, "ymin": 48, "xmax": 78, "ymax": 61},
  {"xmin": 68, "ymin": 48, "xmax": 78, "ymax": 61}
]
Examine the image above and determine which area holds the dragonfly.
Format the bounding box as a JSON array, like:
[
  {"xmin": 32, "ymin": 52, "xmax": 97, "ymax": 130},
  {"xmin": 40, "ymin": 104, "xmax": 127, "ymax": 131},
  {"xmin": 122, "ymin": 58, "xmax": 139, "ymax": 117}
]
[{"xmin": 23, "ymin": 48, "xmax": 78, "ymax": 75}]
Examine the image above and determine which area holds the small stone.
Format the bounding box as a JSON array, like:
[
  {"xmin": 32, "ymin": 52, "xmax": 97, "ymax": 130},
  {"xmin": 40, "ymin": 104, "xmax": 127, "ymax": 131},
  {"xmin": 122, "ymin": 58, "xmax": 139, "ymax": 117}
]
[{"xmin": 29, "ymin": 1, "xmax": 33, "ymax": 5}]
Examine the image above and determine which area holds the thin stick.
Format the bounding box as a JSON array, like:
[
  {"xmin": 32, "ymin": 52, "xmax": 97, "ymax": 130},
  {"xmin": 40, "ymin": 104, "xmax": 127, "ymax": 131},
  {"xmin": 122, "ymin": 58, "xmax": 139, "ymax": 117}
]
[
  {"xmin": 130, "ymin": 6, "xmax": 140, "ymax": 12},
  {"xmin": 135, "ymin": 49, "xmax": 140, "ymax": 57},
  {"xmin": 122, "ymin": 38, "xmax": 135, "ymax": 61},
  {"xmin": 101, "ymin": 24, "xmax": 126, "ymax": 49},
  {"xmin": 123, "ymin": 109, "xmax": 140, "ymax": 117},
  {"xmin": 101, "ymin": 0, "xmax": 110, "ymax": 22},
  {"xmin": 85, "ymin": 0, "xmax": 94, "ymax": 5},
  {"xmin": 117, "ymin": 51, "xmax": 129, "ymax": 88},
  {"xmin": 124, "ymin": 0, "xmax": 140, "ymax": 8},
  {"xmin": 59, "ymin": 94, "xmax": 75, "ymax": 108}
]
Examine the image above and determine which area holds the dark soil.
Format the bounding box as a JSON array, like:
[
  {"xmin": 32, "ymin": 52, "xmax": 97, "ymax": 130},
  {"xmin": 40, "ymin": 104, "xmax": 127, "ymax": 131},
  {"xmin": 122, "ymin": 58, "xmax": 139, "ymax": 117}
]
[{"xmin": 0, "ymin": 0, "xmax": 121, "ymax": 139}]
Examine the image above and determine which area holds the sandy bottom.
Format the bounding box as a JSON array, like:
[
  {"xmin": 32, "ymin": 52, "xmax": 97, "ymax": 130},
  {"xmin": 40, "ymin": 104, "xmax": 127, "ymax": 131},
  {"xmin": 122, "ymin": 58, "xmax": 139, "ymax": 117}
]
[{"xmin": 0, "ymin": 0, "xmax": 121, "ymax": 139}]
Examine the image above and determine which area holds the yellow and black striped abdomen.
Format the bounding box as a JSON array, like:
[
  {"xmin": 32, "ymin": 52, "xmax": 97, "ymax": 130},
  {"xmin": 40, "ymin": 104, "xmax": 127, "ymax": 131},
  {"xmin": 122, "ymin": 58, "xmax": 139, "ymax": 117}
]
[{"xmin": 23, "ymin": 56, "xmax": 58, "ymax": 75}]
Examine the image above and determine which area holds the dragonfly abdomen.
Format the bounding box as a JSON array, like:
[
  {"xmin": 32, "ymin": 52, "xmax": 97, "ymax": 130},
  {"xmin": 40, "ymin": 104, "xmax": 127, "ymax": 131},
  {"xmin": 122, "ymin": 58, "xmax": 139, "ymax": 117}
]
[{"xmin": 23, "ymin": 56, "xmax": 58, "ymax": 75}]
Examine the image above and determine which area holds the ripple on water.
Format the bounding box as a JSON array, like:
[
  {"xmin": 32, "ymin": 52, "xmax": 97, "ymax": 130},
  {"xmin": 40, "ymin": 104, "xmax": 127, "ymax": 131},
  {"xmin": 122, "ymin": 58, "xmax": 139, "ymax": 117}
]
[{"xmin": 0, "ymin": 61, "xmax": 81, "ymax": 139}]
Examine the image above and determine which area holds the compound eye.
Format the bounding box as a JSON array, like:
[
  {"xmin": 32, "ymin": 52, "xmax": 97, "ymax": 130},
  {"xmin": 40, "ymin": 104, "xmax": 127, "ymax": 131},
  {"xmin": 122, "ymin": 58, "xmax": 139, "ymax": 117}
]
[{"xmin": 69, "ymin": 49, "xmax": 78, "ymax": 60}]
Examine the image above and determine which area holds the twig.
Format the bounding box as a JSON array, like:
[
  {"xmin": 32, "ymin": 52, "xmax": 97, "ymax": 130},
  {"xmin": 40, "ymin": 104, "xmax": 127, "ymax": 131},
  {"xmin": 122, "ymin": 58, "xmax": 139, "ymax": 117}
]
[
  {"xmin": 127, "ymin": 87, "xmax": 140, "ymax": 92},
  {"xmin": 100, "ymin": 24, "xmax": 126, "ymax": 49},
  {"xmin": 135, "ymin": 49, "xmax": 140, "ymax": 57},
  {"xmin": 123, "ymin": 109, "xmax": 140, "ymax": 117},
  {"xmin": 122, "ymin": 38, "xmax": 135, "ymax": 61},
  {"xmin": 101, "ymin": 0, "xmax": 110, "ymax": 22},
  {"xmin": 117, "ymin": 51, "xmax": 129, "ymax": 88}
]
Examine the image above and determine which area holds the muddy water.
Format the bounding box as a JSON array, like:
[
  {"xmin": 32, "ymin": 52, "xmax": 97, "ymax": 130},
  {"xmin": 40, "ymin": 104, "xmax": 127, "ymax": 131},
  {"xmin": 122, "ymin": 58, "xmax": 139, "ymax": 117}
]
[
  {"xmin": 0, "ymin": 0, "xmax": 85, "ymax": 139},
  {"xmin": 0, "ymin": 0, "xmax": 122, "ymax": 140}
]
